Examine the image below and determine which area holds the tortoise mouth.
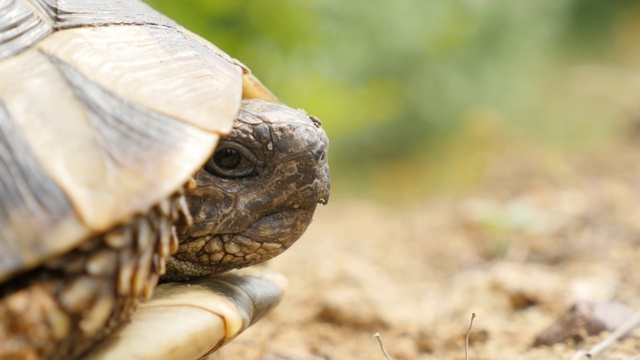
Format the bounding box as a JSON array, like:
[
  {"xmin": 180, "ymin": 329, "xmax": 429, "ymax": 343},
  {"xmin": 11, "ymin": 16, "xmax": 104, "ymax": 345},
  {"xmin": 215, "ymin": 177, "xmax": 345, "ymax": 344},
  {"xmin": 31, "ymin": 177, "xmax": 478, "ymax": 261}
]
[{"xmin": 163, "ymin": 208, "xmax": 315, "ymax": 281}]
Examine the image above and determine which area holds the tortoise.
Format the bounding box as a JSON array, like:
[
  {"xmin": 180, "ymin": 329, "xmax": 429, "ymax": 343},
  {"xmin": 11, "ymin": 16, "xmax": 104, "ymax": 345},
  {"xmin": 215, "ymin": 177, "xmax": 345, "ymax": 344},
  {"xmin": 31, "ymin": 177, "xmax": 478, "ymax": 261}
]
[{"xmin": 0, "ymin": 0, "xmax": 330, "ymax": 358}]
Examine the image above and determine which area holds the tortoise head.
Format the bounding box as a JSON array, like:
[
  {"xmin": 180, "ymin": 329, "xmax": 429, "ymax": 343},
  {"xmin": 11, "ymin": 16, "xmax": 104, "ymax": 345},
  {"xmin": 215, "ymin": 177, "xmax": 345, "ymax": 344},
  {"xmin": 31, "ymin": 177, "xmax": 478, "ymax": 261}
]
[{"xmin": 164, "ymin": 99, "xmax": 330, "ymax": 280}]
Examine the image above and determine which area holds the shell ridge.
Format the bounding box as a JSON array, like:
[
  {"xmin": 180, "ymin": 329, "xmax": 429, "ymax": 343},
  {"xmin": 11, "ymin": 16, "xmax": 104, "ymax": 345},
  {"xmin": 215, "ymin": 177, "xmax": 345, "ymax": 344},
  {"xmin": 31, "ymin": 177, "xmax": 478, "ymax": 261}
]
[
  {"xmin": 49, "ymin": 0, "xmax": 178, "ymax": 30},
  {"xmin": 0, "ymin": 0, "xmax": 52, "ymax": 60},
  {"xmin": 24, "ymin": 0, "xmax": 57, "ymax": 23}
]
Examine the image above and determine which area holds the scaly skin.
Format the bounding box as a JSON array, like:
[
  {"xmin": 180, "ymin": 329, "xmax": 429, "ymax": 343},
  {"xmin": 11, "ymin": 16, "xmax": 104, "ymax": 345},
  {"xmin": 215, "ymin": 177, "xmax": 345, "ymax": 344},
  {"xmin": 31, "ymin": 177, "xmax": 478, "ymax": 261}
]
[
  {"xmin": 166, "ymin": 99, "xmax": 330, "ymax": 279},
  {"xmin": 0, "ymin": 192, "xmax": 187, "ymax": 359}
]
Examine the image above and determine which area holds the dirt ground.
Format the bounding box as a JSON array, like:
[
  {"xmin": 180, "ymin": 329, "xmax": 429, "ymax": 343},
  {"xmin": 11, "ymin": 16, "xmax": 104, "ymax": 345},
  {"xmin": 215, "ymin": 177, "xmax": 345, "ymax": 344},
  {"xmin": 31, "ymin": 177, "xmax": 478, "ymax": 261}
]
[{"xmin": 215, "ymin": 142, "xmax": 640, "ymax": 359}]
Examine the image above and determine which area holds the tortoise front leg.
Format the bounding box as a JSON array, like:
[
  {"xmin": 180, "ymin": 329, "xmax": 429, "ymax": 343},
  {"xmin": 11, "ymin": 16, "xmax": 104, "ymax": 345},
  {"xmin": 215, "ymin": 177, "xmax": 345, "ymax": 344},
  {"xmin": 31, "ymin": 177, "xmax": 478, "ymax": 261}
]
[{"xmin": 0, "ymin": 193, "xmax": 185, "ymax": 359}]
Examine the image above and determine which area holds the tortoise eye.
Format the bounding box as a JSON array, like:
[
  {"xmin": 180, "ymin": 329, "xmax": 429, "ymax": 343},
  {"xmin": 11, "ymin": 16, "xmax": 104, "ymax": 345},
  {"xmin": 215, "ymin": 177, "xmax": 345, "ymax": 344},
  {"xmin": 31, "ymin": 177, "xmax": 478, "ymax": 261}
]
[
  {"xmin": 214, "ymin": 148, "xmax": 241, "ymax": 169},
  {"xmin": 205, "ymin": 142, "xmax": 259, "ymax": 178}
]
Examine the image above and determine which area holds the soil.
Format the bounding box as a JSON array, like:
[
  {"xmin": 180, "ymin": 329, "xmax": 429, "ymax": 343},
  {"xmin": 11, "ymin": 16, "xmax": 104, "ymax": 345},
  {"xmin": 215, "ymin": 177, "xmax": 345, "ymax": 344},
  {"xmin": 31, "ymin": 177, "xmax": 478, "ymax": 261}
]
[{"xmin": 215, "ymin": 143, "xmax": 640, "ymax": 359}]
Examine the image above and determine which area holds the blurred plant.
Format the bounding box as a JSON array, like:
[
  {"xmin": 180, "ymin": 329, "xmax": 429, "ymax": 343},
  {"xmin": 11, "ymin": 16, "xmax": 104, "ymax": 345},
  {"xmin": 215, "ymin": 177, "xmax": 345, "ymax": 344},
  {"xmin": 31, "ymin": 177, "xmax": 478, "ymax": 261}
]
[{"xmin": 145, "ymin": 0, "xmax": 640, "ymax": 200}]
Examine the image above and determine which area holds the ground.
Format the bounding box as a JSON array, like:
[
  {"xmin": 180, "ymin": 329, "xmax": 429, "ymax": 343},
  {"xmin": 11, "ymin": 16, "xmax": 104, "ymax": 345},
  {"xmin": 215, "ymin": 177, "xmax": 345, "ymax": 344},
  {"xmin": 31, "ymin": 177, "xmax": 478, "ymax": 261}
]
[{"xmin": 215, "ymin": 142, "xmax": 640, "ymax": 359}]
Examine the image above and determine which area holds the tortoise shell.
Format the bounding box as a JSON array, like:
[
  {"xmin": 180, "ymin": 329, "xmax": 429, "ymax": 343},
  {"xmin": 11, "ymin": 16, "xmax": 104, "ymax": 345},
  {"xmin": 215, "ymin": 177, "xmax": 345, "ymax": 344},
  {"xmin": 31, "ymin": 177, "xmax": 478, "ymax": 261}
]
[{"xmin": 0, "ymin": 0, "xmax": 249, "ymax": 281}]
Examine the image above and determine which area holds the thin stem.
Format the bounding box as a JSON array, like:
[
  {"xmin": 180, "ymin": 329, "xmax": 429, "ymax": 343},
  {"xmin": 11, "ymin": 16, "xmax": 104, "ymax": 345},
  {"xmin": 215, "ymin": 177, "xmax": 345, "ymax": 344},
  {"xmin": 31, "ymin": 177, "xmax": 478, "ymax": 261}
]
[
  {"xmin": 584, "ymin": 309, "xmax": 640, "ymax": 359},
  {"xmin": 373, "ymin": 332, "xmax": 393, "ymax": 360},
  {"xmin": 465, "ymin": 313, "xmax": 477, "ymax": 360}
]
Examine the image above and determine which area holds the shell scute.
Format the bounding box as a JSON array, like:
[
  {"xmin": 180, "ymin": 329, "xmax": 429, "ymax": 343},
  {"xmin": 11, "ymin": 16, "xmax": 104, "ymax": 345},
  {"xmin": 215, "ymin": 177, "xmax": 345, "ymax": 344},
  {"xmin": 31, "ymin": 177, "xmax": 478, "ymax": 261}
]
[{"xmin": 0, "ymin": 1, "xmax": 244, "ymax": 279}]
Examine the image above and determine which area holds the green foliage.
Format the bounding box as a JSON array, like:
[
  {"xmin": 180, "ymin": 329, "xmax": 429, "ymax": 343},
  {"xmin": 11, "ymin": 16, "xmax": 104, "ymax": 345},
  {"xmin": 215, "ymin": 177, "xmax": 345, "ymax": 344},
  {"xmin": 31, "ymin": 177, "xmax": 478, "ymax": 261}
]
[
  {"xmin": 560, "ymin": 0, "xmax": 639, "ymax": 58},
  {"xmin": 145, "ymin": 0, "xmax": 638, "ymax": 199}
]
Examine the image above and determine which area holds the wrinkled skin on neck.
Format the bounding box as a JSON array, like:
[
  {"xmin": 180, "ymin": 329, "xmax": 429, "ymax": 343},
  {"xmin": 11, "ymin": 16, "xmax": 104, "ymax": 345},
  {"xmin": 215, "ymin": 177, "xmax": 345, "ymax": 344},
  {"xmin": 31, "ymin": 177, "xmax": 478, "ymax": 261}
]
[{"xmin": 163, "ymin": 100, "xmax": 330, "ymax": 280}]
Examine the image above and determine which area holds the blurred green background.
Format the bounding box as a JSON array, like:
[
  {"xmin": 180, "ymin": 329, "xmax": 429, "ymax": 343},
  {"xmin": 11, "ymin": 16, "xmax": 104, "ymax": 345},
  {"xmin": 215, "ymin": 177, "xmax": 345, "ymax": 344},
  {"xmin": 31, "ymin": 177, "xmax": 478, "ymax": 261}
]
[{"xmin": 145, "ymin": 0, "xmax": 640, "ymax": 202}]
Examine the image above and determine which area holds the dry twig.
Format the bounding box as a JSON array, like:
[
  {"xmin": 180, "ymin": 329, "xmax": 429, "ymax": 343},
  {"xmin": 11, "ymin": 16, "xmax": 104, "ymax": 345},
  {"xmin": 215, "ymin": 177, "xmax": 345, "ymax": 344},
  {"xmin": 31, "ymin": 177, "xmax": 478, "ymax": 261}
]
[
  {"xmin": 571, "ymin": 309, "xmax": 640, "ymax": 360},
  {"xmin": 465, "ymin": 313, "xmax": 476, "ymax": 360},
  {"xmin": 373, "ymin": 332, "xmax": 393, "ymax": 360}
]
